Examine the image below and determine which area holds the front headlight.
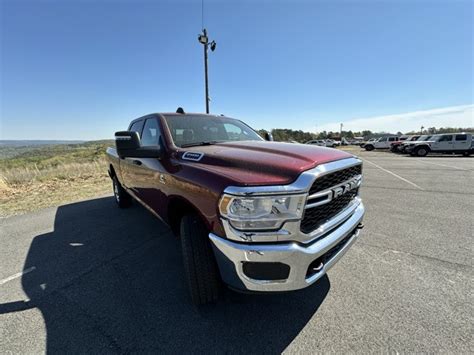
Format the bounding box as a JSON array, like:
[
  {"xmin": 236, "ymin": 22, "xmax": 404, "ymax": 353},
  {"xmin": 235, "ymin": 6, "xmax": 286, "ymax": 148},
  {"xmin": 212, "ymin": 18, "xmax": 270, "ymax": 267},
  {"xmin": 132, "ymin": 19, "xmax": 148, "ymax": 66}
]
[{"xmin": 219, "ymin": 194, "xmax": 306, "ymax": 231}]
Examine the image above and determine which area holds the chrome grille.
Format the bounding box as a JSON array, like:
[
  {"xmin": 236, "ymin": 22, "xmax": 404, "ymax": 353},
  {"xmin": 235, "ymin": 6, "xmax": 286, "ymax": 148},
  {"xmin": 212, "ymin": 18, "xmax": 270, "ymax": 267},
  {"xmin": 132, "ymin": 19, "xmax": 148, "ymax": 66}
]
[
  {"xmin": 308, "ymin": 165, "xmax": 362, "ymax": 195},
  {"xmin": 301, "ymin": 164, "xmax": 362, "ymax": 234}
]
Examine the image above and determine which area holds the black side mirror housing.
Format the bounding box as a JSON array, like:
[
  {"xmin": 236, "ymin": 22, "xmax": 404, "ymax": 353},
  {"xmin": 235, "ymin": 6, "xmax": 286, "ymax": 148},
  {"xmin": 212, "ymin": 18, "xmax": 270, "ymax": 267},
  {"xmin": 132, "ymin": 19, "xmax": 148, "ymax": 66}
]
[
  {"xmin": 263, "ymin": 131, "xmax": 274, "ymax": 141},
  {"xmin": 115, "ymin": 131, "xmax": 162, "ymax": 159}
]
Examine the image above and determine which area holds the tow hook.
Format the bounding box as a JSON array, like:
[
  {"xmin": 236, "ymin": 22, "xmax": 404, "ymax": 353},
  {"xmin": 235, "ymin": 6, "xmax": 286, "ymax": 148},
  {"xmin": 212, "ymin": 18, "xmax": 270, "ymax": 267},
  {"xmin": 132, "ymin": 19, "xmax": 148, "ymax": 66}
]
[{"xmin": 357, "ymin": 223, "xmax": 364, "ymax": 230}]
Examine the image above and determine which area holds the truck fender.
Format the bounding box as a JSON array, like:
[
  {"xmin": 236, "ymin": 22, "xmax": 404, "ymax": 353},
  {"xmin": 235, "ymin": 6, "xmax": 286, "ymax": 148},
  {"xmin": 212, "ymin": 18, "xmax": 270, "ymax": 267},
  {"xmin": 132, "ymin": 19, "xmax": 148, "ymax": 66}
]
[{"xmin": 167, "ymin": 196, "xmax": 211, "ymax": 237}]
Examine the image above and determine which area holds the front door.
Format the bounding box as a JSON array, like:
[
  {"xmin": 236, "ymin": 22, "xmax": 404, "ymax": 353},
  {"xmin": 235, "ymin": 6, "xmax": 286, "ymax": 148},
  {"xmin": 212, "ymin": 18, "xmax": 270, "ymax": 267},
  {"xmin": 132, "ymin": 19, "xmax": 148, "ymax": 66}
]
[
  {"xmin": 375, "ymin": 137, "xmax": 388, "ymax": 148},
  {"xmin": 131, "ymin": 117, "xmax": 167, "ymax": 216},
  {"xmin": 121, "ymin": 119, "xmax": 144, "ymax": 197},
  {"xmin": 431, "ymin": 135, "xmax": 453, "ymax": 151}
]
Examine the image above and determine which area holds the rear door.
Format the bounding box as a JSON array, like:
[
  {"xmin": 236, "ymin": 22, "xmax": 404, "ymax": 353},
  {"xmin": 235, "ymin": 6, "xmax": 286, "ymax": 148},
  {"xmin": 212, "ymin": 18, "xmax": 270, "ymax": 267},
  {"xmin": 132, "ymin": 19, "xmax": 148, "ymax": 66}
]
[{"xmin": 453, "ymin": 134, "xmax": 470, "ymax": 151}]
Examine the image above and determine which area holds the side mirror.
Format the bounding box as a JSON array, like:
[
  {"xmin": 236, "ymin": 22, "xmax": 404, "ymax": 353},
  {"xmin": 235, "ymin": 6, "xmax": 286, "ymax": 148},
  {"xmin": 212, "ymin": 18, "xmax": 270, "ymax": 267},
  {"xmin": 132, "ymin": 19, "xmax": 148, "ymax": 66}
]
[
  {"xmin": 114, "ymin": 131, "xmax": 162, "ymax": 159},
  {"xmin": 263, "ymin": 131, "xmax": 274, "ymax": 141}
]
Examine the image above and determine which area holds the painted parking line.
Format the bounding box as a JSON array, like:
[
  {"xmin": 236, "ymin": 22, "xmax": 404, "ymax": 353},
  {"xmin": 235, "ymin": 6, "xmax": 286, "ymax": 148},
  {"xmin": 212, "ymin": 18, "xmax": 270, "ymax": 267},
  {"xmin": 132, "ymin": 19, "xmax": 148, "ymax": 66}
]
[
  {"xmin": 0, "ymin": 266, "xmax": 36, "ymax": 286},
  {"xmin": 362, "ymin": 158, "xmax": 424, "ymax": 191},
  {"xmin": 415, "ymin": 160, "xmax": 471, "ymax": 171}
]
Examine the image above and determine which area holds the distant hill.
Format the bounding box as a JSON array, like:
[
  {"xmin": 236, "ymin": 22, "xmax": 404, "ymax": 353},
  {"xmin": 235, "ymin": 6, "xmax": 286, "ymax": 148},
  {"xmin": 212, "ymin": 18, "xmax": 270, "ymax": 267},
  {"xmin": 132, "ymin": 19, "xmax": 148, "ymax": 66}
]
[
  {"xmin": 0, "ymin": 140, "xmax": 114, "ymax": 160},
  {"xmin": 0, "ymin": 140, "xmax": 85, "ymax": 147}
]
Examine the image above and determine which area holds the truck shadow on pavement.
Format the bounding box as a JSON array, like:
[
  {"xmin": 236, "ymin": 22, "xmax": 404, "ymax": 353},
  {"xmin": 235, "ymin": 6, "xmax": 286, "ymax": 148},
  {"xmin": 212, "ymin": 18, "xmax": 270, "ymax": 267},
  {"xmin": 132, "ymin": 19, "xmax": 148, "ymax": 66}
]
[{"xmin": 15, "ymin": 197, "xmax": 330, "ymax": 353}]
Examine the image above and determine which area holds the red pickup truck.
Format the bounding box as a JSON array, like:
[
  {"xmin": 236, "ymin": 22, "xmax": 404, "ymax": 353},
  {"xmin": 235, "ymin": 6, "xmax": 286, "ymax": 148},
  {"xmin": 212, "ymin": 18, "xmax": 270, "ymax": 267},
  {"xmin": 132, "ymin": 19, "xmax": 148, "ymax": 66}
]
[{"xmin": 106, "ymin": 110, "xmax": 365, "ymax": 305}]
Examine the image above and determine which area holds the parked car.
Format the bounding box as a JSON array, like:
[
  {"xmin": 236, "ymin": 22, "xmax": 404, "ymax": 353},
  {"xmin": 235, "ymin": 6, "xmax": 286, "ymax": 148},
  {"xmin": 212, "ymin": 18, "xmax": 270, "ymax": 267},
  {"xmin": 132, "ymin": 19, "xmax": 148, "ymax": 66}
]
[
  {"xmin": 390, "ymin": 135, "xmax": 420, "ymax": 152},
  {"xmin": 400, "ymin": 135, "xmax": 432, "ymax": 153},
  {"xmin": 348, "ymin": 138, "xmax": 363, "ymax": 145},
  {"xmin": 106, "ymin": 110, "xmax": 365, "ymax": 305},
  {"xmin": 325, "ymin": 139, "xmax": 339, "ymax": 148},
  {"xmin": 405, "ymin": 133, "xmax": 473, "ymax": 157},
  {"xmin": 351, "ymin": 137, "xmax": 365, "ymax": 145},
  {"xmin": 305, "ymin": 139, "xmax": 326, "ymax": 146},
  {"xmin": 364, "ymin": 136, "xmax": 399, "ymax": 151},
  {"xmin": 360, "ymin": 138, "xmax": 376, "ymax": 148}
]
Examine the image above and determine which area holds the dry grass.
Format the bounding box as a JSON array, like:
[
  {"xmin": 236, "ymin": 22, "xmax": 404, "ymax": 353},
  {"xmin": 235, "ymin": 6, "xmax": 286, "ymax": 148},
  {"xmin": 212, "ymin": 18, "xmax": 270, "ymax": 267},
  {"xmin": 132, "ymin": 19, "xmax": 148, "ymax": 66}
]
[
  {"xmin": 0, "ymin": 161, "xmax": 111, "ymax": 217},
  {"xmin": 0, "ymin": 142, "xmax": 113, "ymax": 217}
]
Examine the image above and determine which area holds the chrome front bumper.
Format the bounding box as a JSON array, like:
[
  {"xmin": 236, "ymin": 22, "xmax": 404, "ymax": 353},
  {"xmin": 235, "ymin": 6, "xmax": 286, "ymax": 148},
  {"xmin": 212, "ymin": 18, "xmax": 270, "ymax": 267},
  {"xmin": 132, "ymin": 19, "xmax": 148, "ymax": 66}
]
[{"xmin": 209, "ymin": 201, "xmax": 365, "ymax": 292}]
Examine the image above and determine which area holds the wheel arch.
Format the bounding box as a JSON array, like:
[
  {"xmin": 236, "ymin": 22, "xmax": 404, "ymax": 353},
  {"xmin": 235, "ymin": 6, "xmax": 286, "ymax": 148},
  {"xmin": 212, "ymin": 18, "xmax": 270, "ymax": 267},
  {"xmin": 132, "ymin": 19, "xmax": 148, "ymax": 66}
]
[
  {"xmin": 415, "ymin": 144, "xmax": 431, "ymax": 152},
  {"xmin": 167, "ymin": 196, "xmax": 209, "ymax": 237}
]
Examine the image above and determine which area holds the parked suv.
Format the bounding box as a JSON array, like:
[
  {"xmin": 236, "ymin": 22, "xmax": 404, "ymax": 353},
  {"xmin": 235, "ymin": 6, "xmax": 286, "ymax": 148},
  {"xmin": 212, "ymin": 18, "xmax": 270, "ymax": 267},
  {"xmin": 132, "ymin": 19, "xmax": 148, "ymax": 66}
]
[
  {"xmin": 364, "ymin": 136, "xmax": 399, "ymax": 151},
  {"xmin": 405, "ymin": 133, "xmax": 473, "ymax": 157},
  {"xmin": 106, "ymin": 111, "xmax": 365, "ymax": 305}
]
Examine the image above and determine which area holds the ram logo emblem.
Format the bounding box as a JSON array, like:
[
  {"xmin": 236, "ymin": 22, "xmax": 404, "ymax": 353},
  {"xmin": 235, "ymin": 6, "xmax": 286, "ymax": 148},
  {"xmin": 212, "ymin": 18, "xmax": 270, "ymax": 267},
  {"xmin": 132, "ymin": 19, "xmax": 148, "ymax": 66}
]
[{"xmin": 331, "ymin": 177, "xmax": 360, "ymax": 199}]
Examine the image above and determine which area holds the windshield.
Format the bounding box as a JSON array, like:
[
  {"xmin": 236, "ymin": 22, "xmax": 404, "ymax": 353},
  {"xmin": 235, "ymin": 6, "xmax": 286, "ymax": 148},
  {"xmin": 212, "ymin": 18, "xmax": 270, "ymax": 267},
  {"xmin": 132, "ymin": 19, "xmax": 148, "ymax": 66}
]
[
  {"xmin": 430, "ymin": 135, "xmax": 443, "ymax": 142},
  {"xmin": 417, "ymin": 135, "xmax": 431, "ymax": 141},
  {"xmin": 163, "ymin": 115, "xmax": 263, "ymax": 147}
]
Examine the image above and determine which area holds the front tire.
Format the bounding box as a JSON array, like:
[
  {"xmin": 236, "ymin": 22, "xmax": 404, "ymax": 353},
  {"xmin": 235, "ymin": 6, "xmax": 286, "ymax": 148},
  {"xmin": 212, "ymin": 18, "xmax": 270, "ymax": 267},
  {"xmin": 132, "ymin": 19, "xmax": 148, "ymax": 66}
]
[
  {"xmin": 112, "ymin": 176, "xmax": 132, "ymax": 208},
  {"xmin": 365, "ymin": 145, "xmax": 374, "ymax": 151},
  {"xmin": 415, "ymin": 146, "xmax": 429, "ymax": 157},
  {"xmin": 180, "ymin": 214, "xmax": 221, "ymax": 305}
]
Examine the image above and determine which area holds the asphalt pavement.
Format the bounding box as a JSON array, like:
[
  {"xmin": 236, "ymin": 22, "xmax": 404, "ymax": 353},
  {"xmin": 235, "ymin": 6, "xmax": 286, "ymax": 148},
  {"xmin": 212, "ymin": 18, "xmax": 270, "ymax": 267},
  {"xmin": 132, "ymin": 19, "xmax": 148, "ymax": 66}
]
[{"xmin": 0, "ymin": 149, "xmax": 473, "ymax": 353}]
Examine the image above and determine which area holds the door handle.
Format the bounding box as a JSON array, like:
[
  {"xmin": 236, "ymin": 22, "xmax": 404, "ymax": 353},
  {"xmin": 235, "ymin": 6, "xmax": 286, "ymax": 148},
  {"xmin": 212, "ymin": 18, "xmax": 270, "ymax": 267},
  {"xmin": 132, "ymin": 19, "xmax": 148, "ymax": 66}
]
[{"xmin": 132, "ymin": 160, "xmax": 142, "ymax": 166}]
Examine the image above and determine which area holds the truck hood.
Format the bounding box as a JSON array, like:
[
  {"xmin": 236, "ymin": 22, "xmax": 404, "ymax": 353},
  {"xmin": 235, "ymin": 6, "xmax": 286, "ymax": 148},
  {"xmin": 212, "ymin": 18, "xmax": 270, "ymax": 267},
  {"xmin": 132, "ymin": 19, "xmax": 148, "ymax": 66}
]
[{"xmin": 178, "ymin": 141, "xmax": 354, "ymax": 186}]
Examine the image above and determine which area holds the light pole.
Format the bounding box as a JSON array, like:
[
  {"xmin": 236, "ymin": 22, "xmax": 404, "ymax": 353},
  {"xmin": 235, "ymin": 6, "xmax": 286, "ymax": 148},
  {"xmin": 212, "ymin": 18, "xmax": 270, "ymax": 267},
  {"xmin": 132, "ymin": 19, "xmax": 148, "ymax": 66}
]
[
  {"xmin": 198, "ymin": 29, "xmax": 216, "ymax": 114},
  {"xmin": 420, "ymin": 126, "xmax": 424, "ymax": 135}
]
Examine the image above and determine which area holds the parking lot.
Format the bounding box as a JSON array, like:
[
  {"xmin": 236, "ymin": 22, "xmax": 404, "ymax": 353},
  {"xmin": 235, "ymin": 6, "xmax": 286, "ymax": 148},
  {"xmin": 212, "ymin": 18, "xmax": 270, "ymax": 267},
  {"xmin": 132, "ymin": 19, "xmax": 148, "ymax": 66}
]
[{"xmin": 0, "ymin": 149, "xmax": 472, "ymax": 353}]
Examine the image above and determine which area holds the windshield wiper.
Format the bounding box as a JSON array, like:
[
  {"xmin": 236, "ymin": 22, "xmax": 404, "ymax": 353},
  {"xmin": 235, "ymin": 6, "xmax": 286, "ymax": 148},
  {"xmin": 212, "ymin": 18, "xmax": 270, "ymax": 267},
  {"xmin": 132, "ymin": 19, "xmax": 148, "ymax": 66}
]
[{"xmin": 181, "ymin": 141, "xmax": 220, "ymax": 148}]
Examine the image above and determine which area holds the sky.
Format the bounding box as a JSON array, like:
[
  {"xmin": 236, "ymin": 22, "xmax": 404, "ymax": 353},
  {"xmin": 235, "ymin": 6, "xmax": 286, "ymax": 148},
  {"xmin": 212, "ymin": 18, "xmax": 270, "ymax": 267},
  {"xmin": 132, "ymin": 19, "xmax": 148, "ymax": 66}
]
[{"xmin": 1, "ymin": 0, "xmax": 473, "ymax": 140}]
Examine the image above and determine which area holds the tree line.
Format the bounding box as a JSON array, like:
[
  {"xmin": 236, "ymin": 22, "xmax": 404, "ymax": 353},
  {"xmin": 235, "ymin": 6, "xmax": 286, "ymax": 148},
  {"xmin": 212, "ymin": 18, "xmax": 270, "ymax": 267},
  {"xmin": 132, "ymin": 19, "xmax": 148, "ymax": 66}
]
[{"xmin": 258, "ymin": 127, "xmax": 474, "ymax": 143}]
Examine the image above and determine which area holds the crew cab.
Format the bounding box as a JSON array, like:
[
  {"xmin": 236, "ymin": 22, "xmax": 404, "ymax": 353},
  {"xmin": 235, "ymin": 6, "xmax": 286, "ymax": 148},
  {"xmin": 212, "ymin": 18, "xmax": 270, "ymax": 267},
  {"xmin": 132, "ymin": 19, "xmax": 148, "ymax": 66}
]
[
  {"xmin": 405, "ymin": 133, "xmax": 473, "ymax": 157},
  {"xmin": 106, "ymin": 110, "xmax": 365, "ymax": 305},
  {"xmin": 364, "ymin": 136, "xmax": 399, "ymax": 151}
]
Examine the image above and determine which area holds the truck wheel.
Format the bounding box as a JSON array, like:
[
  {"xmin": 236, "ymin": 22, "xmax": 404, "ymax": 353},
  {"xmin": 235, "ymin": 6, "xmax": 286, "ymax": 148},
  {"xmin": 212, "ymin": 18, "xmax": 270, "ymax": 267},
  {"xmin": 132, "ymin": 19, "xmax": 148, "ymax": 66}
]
[
  {"xmin": 365, "ymin": 145, "xmax": 374, "ymax": 151},
  {"xmin": 180, "ymin": 214, "xmax": 220, "ymax": 305},
  {"xmin": 112, "ymin": 176, "xmax": 132, "ymax": 208},
  {"xmin": 415, "ymin": 146, "xmax": 429, "ymax": 157},
  {"xmin": 463, "ymin": 151, "xmax": 471, "ymax": 157}
]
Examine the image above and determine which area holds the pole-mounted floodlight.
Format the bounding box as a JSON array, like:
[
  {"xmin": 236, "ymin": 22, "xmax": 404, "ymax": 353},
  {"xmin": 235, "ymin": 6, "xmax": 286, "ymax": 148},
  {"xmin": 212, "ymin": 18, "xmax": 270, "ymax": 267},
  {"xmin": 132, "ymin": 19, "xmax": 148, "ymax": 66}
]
[{"xmin": 198, "ymin": 28, "xmax": 216, "ymax": 114}]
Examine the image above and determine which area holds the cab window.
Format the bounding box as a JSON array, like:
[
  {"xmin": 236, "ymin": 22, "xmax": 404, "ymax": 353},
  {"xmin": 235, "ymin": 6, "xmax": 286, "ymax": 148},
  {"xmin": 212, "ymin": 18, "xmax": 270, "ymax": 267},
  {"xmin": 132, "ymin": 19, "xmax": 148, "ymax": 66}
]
[
  {"xmin": 438, "ymin": 135, "xmax": 453, "ymax": 142},
  {"xmin": 455, "ymin": 134, "xmax": 467, "ymax": 141},
  {"xmin": 141, "ymin": 118, "xmax": 161, "ymax": 146},
  {"xmin": 129, "ymin": 120, "xmax": 144, "ymax": 138}
]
